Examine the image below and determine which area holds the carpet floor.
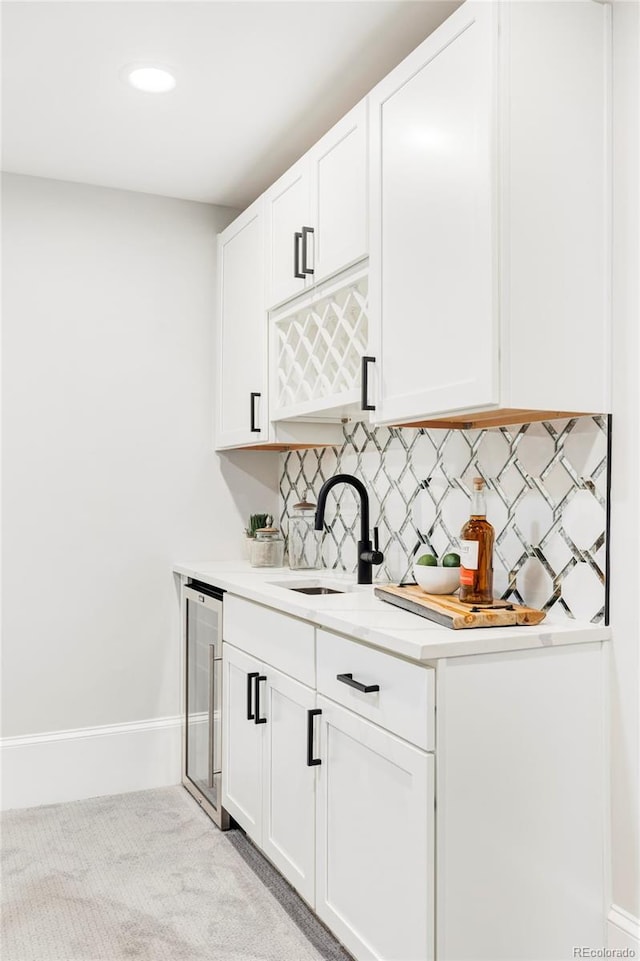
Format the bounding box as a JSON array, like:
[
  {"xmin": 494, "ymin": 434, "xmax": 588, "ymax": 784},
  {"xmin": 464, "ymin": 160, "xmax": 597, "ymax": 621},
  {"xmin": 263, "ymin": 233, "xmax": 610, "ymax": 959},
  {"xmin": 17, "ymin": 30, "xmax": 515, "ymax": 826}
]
[{"xmin": 1, "ymin": 786, "xmax": 351, "ymax": 961}]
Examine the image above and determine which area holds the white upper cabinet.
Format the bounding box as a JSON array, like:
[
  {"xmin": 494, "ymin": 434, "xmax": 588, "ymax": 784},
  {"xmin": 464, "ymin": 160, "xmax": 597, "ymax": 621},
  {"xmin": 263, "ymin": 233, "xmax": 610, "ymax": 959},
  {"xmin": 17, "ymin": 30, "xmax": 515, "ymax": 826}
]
[
  {"xmin": 215, "ymin": 199, "xmax": 268, "ymax": 449},
  {"xmin": 265, "ymin": 101, "xmax": 368, "ymax": 310},
  {"xmin": 369, "ymin": 2, "xmax": 496, "ymax": 425},
  {"xmin": 216, "ymin": 0, "xmax": 611, "ymax": 448},
  {"xmin": 265, "ymin": 159, "xmax": 312, "ymax": 309},
  {"xmin": 216, "ymin": 198, "xmax": 343, "ymax": 450},
  {"xmin": 368, "ymin": 0, "xmax": 611, "ymax": 426},
  {"xmin": 310, "ymin": 100, "xmax": 368, "ymax": 285}
]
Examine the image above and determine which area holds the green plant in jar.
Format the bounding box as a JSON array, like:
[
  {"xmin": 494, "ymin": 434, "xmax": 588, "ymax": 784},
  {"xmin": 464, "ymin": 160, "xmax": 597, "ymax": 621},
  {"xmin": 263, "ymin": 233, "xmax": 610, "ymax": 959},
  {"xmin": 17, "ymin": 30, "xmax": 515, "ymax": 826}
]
[{"xmin": 245, "ymin": 513, "xmax": 272, "ymax": 539}]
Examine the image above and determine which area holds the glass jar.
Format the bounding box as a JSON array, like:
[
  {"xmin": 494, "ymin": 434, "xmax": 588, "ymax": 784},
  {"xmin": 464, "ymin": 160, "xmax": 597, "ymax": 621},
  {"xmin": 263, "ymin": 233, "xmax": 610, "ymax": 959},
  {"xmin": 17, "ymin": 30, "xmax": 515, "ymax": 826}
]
[
  {"xmin": 288, "ymin": 493, "xmax": 321, "ymax": 570},
  {"xmin": 249, "ymin": 527, "xmax": 285, "ymax": 568}
]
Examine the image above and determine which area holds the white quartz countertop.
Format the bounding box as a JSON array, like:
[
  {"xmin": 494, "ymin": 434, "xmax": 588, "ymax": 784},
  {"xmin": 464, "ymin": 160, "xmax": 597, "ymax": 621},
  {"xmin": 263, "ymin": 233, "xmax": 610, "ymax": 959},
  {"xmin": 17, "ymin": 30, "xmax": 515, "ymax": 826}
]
[{"xmin": 173, "ymin": 561, "xmax": 611, "ymax": 663}]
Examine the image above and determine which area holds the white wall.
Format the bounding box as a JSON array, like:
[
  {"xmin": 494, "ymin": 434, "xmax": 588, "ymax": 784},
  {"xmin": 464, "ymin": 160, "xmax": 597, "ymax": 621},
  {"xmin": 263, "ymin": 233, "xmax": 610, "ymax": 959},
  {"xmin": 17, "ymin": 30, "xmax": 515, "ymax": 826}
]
[
  {"xmin": 1, "ymin": 174, "xmax": 279, "ymax": 742},
  {"xmin": 609, "ymin": 0, "xmax": 640, "ymax": 941}
]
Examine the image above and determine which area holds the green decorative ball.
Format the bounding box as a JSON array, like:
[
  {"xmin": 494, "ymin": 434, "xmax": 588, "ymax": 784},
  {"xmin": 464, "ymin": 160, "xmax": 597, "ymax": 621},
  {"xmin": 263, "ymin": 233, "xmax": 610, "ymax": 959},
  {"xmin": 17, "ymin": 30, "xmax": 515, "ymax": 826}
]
[
  {"xmin": 416, "ymin": 553, "xmax": 438, "ymax": 567},
  {"xmin": 442, "ymin": 552, "xmax": 461, "ymax": 568}
]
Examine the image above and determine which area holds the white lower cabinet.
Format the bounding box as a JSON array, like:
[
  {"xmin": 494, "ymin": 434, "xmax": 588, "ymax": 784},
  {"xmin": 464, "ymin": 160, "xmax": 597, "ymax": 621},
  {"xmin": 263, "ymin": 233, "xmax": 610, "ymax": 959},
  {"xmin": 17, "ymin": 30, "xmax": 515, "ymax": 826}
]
[
  {"xmin": 223, "ymin": 641, "xmax": 435, "ymax": 961},
  {"xmin": 216, "ymin": 597, "xmax": 605, "ymax": 961},
  {"xmin": 222, "ymin": 644, "xmax": 263, "ymax": 843},
  {"xmin": 222, "ymin": 641, "xmax": 316, "ymax": 903},
  {"xmin": 222, "ymin": 601, "xmax": 435, "ymax": 961},
  {"xmin": 315, "ymin": 695, "xmax": 434, "ymax": 961},
  {"xmin": 261, "ymin": 666, "xmax": 317, "ymax": 905}
]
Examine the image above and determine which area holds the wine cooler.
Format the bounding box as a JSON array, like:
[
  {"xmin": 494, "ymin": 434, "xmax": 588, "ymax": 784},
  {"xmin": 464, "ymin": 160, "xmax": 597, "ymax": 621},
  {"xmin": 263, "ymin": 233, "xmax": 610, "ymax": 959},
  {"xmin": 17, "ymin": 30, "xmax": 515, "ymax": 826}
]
[{"xmin": 182, "ymin": 580, "xmax": 230, "ymax": 829}]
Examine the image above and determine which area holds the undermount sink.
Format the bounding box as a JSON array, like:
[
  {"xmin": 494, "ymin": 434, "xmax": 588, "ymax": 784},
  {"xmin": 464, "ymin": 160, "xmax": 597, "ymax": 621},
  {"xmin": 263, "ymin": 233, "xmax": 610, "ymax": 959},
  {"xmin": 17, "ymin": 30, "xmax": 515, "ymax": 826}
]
[
  {"xmin": 290, "ymin": 586, "xmax": 343, "ymax": 595},
  {"xmin": 268, "ymin": 576, "xmax": 361, "ymax": 595}
]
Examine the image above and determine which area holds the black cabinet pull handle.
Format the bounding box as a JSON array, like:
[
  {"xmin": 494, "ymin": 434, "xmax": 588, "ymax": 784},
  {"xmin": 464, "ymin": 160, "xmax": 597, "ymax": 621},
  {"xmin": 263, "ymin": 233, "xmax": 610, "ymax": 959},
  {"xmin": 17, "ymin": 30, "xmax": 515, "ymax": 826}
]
[
  {"xmin": 337, "ymin": 673, "xmax": 380, "ymax": 694},
  {"xmin": 301, "ymin": 226, "xmax": 314, "ymax": 276},
  {"xmin": 307, "ymin": 709, "xmax": 322, "ymax": 766},
  {"xmin": 361, "ymin": 356, "xmax": 376, "ymax": 411},
  {"xmin": 250, "ymin": 392, "xmax": 261, "ymax": 433},
  {"xmin": 294, "ymin": 232, "xmax": 305, "ymax": 279},
  {"xmin": 247, "ymin": 671, "xmax": 259, "ymax": 720},
  {"xmin": 254, "ymin": 675, "xmax": 267, "ymax": 724}
]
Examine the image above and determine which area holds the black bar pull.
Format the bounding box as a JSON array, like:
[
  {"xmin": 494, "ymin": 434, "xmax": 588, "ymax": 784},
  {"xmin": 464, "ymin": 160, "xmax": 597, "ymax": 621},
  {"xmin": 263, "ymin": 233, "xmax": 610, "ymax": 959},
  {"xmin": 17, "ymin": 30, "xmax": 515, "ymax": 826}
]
[
  {"xmin": 361, "ymin": 356, "xmax": 376, "ymax": 411},
  {"xmin": 337, "ymin": 673, "xmax": 380, "ymax": 694},
  {"xmin": 247, "ymin": 671, "xmax": 259, "ymax": 720},
  {"xmin": 307, "ymin": 709, "xmax": 322, "ymax": 766},
  {"xmin": 294, "ymin": 232, "xmax": 305, "ymax": 279},
  {"xmin": 301, "ymin": 226, "xmax": 314, "ymax": 275},
  {"xmin": 250, "ymin": 392, "xmax": 261, "ymax": 433},
  {"xmin": 254, "ymin": 675, "xmax": 267, "ymax": 724}
]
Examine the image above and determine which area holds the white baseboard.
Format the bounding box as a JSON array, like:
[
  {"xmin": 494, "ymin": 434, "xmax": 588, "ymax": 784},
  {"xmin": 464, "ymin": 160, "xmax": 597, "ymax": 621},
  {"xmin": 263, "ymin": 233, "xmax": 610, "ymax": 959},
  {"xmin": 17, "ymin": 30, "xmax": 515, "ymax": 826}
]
[
  {"xmin": 608, "ymin": 905, "xmax": 640, "ymax": 953},
  {"xmin": 0, "ymin": 716, "xmax": 182, "ymax": 811}
]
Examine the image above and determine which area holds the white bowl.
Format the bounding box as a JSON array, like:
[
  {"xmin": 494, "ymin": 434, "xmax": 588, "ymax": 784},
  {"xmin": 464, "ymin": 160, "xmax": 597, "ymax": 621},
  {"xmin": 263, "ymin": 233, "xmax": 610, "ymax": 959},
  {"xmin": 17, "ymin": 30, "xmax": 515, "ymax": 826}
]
[{"xmin": 412, "ymin": 563, "xmax": 460, "ymax": 595}]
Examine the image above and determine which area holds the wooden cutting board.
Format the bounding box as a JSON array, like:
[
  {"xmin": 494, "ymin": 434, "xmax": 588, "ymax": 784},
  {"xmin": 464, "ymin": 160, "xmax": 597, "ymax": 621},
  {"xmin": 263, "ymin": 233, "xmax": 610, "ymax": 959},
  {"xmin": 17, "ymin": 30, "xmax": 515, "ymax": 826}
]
[{"xmin": 374, "ymin": 584, "xmax": 546, "ymax": 630}]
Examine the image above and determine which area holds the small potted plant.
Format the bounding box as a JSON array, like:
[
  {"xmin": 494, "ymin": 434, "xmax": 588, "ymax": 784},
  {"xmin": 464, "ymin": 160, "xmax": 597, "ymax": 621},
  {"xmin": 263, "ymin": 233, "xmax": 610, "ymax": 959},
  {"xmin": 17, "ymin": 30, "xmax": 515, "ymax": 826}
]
[{"xmin": 244, "ymin": 513, "xmax": 272, "ymax": 559}]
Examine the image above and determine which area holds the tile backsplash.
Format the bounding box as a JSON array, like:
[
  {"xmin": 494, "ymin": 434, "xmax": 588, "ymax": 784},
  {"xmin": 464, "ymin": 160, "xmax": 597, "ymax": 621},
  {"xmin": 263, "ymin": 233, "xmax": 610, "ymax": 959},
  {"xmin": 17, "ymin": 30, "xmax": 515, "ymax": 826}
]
[{"xmin": 278, "ymin": 416, "xmax": 609, "ymax": 623}]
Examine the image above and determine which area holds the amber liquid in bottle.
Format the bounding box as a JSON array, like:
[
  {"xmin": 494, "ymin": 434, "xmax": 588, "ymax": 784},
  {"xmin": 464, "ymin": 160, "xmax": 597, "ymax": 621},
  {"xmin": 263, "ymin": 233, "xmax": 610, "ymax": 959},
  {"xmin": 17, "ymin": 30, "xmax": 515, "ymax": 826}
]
[{"xmin": 459, "ymin": 477, "xmax": 494, "ymax": 605}]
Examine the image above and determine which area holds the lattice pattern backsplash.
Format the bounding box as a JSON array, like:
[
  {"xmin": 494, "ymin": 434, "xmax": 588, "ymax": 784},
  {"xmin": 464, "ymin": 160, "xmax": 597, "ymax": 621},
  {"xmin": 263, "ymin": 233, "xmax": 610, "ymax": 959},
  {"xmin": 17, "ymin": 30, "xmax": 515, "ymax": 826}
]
[{"xmin": 278, "ymin": 416, "xmax": 609, "ymax": 623}]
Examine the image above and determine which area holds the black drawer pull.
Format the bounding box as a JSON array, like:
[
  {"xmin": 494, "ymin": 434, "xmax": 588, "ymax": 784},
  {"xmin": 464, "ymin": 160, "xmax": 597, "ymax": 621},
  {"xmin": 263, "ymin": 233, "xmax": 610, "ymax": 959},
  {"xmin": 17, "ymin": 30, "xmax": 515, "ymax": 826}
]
[
  {"xmin": 337, "ymin": 673, "xmax": 380, "ymax": 694},
  {"xmin": 361, "ymin": 356, "xmax": 376, "ymax": 411},
  {"xmin": 301, "ymin": 226, "xmax": 314, "ymax": 275},
  {"xmin": 247, "ymin": 671, "xmax": 258, "ymax": 720},
  {"xmin": 250, "ymin": 392, "xmax": 261, "ymax": 433},
  {"xmin": 307, "ymin": 709, "xmax": 322, "ymax": 766},
  {"xmin": 294, "ymin": 232, "xmax": 305, "ymax": 279},
  {"xmin": 254, "ymin": 675, "xmax": 267, "ymax": 724}
]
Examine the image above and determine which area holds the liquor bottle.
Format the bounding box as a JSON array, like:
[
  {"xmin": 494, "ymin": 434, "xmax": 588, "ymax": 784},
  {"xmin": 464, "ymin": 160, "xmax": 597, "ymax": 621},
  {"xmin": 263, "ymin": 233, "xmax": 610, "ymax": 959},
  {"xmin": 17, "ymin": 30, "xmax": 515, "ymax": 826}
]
[{"xmin": 459, "ymin": 477, "xmax": 494, "ymax": 605}]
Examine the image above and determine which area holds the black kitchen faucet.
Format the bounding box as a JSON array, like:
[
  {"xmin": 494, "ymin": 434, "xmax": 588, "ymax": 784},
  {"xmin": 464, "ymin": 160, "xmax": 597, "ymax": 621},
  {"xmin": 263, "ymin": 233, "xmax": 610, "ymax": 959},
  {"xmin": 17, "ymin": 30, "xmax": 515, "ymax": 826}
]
[{"xmin": 314, "ymin": 474, "xmax": 384, "ymax": 584}]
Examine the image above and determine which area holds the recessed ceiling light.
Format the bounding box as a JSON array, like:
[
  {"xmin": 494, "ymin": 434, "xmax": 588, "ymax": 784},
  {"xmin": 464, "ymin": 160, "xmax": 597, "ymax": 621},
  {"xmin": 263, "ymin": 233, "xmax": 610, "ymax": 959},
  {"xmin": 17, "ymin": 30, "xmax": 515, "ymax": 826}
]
[{"xmin": 126, "ymin": 66, "xmax": 176, "ymax": 93}]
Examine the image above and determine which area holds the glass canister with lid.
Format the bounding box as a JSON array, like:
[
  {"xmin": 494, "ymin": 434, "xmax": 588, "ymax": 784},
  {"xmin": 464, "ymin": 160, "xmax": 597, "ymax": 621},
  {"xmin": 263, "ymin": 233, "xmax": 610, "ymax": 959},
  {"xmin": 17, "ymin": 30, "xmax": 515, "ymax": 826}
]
[
  {"xmin": 249, "ymin": 526, "xmax": 285, "ymax": 568},
  {"xmin": 288, "ymin": 492, "xmax": 322, "ymax": 570}
]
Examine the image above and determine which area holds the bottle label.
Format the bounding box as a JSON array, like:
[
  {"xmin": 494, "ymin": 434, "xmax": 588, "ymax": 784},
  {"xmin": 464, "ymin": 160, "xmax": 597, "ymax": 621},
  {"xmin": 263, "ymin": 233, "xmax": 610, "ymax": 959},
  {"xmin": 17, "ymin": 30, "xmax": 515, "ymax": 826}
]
[
  {"xmin": 459, "ymin": 540, "xmax": 479, "ymax": 570},
  {"xmin": 460, "ymin": 566, "xmax": 475, "ymax": 586}
]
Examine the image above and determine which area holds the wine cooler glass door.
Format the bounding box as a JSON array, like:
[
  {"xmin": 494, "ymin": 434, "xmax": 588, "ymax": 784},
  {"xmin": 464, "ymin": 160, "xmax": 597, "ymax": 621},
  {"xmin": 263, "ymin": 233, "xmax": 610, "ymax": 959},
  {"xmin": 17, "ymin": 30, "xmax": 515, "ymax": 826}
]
[{"xmin": 184, "ymin": 585, "xmax": 225, "ymax": 824}]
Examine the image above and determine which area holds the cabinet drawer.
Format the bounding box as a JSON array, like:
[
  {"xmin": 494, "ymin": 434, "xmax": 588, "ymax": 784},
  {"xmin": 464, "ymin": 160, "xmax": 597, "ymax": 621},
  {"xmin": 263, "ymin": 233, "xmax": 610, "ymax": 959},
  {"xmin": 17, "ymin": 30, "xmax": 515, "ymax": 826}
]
[
  {"xmin": 224, "ymin": 595, "xmax": 315, "ymax": 687},
  {"xmin": 316, "ymin": 629, "xmax": 434, "ymax": 751}
]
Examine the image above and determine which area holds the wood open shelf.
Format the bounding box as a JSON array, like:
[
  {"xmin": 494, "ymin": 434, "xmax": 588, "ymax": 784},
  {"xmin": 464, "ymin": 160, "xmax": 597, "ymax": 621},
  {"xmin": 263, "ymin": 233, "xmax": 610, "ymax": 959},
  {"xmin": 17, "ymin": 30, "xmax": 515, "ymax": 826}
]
[{"xmin": 395, "ymin": 409, "xmax": 598, "ymax": 431}]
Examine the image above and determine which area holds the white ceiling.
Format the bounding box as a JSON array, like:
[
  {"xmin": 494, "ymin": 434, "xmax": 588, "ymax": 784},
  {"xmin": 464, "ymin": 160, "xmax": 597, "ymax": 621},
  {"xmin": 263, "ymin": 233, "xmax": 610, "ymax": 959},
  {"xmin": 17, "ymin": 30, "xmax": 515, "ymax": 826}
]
[{"xmin": 1, "ymin": 1, "xmax": 460, "ymax": 209}]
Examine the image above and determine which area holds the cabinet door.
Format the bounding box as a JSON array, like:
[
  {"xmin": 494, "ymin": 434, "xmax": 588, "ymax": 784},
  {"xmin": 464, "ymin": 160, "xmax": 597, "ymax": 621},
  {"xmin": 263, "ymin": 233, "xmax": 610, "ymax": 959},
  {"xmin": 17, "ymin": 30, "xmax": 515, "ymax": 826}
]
[
  {"xmin": 369, "ymin": 2, "xmax": 498, "ymax": 425},
  {"xmin": 261, "ymin": 667, "xmax": 317, "ymax": 905},
  {"xmin": 311, "ymin": 101, "xmax": 368, "ymax": 284},
  {"xmin": 221, "ymin": 644, "xmax": 263, "ymax": 844},
  {"xmin": 316, "ymin": 696, "xmax": 434, "ymax": 961},
  {"xmin": 216, "ymin": 200, "xmax": 268, "ymax": 448},
  {"xmin": 265, "ymin": 160, "xmax": 311, "ymax": 308}
]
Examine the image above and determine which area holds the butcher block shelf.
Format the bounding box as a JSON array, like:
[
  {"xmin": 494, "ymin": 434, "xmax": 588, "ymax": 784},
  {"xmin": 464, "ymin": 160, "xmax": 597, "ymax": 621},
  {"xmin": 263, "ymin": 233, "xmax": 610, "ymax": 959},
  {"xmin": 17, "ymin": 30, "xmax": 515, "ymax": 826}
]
[
  {"xmin": 375, "ymin": 585, "xmax": 546, "ymax": 631},
  {"xmin": 394, "ymin": 409, "xmax": 593, "ymax": 431}
]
